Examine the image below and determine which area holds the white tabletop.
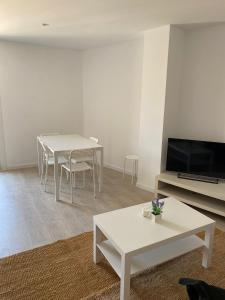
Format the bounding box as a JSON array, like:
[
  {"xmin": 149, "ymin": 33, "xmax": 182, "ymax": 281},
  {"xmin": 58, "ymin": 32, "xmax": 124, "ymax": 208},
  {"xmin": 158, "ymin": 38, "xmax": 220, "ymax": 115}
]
[
  {"xmin": 38, "ymin": 134, "xmax": 103, "ymax": 153},
  {"xmin": 94, "ymin": 197, "xmax": 215, "ymax": 254}
]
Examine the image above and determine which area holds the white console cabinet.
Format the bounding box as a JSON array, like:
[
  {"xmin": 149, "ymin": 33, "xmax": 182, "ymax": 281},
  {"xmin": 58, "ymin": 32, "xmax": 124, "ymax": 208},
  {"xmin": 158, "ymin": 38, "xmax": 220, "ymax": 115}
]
[{"xmin": 155, "ymin": 172, "xmax": 225, "ymax": 217}]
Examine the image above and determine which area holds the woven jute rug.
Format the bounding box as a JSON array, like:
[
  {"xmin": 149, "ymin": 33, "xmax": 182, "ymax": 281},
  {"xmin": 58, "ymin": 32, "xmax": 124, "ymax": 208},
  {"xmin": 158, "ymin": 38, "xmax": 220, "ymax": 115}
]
[{"xmin": 0, "ymin": 230, "xmax": 225, "ymax": 300}]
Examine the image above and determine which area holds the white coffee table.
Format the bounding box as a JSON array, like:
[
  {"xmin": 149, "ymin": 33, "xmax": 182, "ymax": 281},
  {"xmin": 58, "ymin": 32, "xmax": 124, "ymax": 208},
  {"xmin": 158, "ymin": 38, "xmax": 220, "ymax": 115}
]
[{"xmin": 93, "ymin": 197, "xmax": 215, "ymax": 300}]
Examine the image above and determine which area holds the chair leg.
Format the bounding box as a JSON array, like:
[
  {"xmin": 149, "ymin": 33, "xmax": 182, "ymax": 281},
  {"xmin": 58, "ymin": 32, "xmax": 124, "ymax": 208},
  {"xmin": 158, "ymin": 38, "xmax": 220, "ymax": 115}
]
[
  {"xmin": 72, "ymin": 173, "xmax": 74, "ymax": 187},
  {"xmin": 95, "ymin": 154, "xmax": 99, "ymax": 184},
  {"xmin": 93, "ymin": 166, "xmax": 96, "ymax": 199},
  {"xmin": 37, "ymin": 140, "xmax": 40, "ymax": 176},
  {"xmin": 59, "ymin": 166, "xmax": 63, "ymax": 193},
  {"xmin": 70, "ymin": 171, "xmax": 73, "ymax": 203},
  {"xmin": 44, "ymin": 160, "xmax": 48, "ymax": 191},
  {"xmin": 40, "ymin": 157, "xmax": 44, "ymax": 184},
  {"xmin": 92, "ymin": 161, "xmax": 100, "ymax": 193},
  {"xmin": 73, "ymin": 172, "xmax": 76, "ymax": 188}
]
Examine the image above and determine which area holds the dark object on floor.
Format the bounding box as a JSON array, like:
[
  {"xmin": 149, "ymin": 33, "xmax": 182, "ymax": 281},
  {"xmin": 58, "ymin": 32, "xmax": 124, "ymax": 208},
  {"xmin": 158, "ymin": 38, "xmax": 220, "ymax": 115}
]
[{"xmin": 179, "ymin": 278, "xmax": 225, "ymax": 300}]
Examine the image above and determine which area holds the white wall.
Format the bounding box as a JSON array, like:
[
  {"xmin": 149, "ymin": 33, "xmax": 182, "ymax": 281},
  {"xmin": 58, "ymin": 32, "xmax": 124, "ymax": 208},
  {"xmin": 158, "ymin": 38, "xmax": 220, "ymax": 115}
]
[
  {"xmin": 161, "ymin": 26, "xmax": 185, "ymax": 171},
  {"xmin": 82, "ymin": 39, "xmax": 144, "ymax": 172},
  {"xmin": 137, "ymin": 26, "xmax": 170, "ymax": 191},
  {"xmin": 0, "ymin": 41, "xmax": 83, "ymax": 168},
  {"xmin": 0, "ymin": 98, "xmax": 6, "ymax": 169},
  {"xmin": 3, "ymin": 24, "xmax": 223, "ymax": 190},
  {"xmin": 177, "ymin": 24, "xmax": 225, "ymax": 142}
]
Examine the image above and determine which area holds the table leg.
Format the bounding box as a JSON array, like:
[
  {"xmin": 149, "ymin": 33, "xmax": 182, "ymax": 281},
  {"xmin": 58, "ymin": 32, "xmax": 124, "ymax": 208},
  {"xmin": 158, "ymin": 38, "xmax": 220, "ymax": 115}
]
[
  {"xmin": 99, "ymin": 147, "xmax": 104, "ymax": 193},
  {"xmin": 202, "ymin": 224, "xmax": 215, "ymax": 268},
  {"xmin": 54, "ymin": 152, "xmax": 59, "ymax": 202},
  {"xmin": 120, "ymin": 254, "xmax": 131, "ymax": 300},
  {"xmin": 37, "ymin": 138, "xmax": 41, "ymax": 175},
  {"xmin": 93, "ymin": 223, "xmax": 104, "ymax": 263}
]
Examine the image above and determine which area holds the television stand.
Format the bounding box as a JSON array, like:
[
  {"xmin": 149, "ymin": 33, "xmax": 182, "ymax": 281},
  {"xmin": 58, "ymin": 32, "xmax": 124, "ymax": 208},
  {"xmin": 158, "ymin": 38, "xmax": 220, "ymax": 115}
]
[
  {"xmin": 155, "ymin": 172, "xmax": 225, "ymax": 217},
  {"xmin": 177, "ymin": 173, "xmax": 219, "ymax": 184}
]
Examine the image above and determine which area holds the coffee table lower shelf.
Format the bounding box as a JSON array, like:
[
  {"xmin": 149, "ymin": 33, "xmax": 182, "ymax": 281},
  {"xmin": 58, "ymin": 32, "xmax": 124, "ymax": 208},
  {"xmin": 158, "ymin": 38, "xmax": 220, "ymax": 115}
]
[{"xmin": 97, "ymin": 235, "xmax": 204, "ymax": 278}]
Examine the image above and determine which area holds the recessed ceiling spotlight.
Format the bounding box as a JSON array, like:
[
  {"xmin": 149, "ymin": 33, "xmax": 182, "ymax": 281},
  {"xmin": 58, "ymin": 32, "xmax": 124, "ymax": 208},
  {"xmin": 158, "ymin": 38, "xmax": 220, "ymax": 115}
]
[{"xmin": 42, "ymin": 23, "xmax": 50, "ymax": 27}]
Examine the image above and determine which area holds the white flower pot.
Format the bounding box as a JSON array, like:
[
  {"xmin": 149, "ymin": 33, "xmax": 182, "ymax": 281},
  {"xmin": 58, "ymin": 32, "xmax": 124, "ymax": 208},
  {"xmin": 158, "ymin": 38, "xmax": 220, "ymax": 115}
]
[{"xmin": 151, "ymin": 213, "xmax": 162, "ymax": 223}]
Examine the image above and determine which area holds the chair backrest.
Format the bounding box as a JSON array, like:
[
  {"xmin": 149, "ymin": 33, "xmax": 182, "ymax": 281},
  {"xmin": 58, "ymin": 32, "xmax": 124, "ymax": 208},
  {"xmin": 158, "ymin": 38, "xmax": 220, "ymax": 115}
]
[
  {"xmin": 39, "ymin": 140, "xmax": 52, "ymax": 156},
  {"xmin": 69, "ymin": 148, "xmax": 96, "ymax": 167},
  {"xmin": 89, "ymin": 137, "xmax": 99, "ymax": 143},
  {"xmin": 39, "ymin": 132, "xmax": 60, "ymax": 137},
  {"xmin": 39, "ymin": 133, "xmax": 59, "ymax": 154}
]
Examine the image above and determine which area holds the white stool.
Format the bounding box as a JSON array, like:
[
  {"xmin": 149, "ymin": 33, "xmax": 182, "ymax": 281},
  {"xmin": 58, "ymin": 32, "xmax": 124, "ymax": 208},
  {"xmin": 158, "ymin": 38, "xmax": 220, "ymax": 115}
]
[{"xmin": 123, "ymin": 155, "xmax": 139, "ymax": 184}]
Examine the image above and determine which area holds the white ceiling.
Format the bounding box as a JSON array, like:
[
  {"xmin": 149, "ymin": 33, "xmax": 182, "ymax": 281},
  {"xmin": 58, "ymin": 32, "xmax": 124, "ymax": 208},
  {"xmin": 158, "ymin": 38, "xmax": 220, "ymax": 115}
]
[{"xmin": 1, "ymin": 0, "xmax": 225, "ymax": 50}]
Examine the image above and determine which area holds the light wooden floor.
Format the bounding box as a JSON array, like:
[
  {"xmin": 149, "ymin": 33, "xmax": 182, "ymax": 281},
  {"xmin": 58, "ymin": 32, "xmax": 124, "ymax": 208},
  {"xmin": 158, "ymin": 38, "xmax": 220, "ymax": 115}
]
[
  {"xmin": 0, "ymin": 167, "xmax": 152, "ymax": 258},
  {"xmin": 0, "ymin": 167, "xmax": 224, "ymax": 258}
]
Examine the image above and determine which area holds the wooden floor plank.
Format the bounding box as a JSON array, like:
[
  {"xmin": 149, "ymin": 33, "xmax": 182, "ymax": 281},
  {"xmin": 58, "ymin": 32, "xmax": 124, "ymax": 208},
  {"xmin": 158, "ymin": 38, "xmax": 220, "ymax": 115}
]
[{"xmin": 0, "ymin": 167, "xmax": 224, "ymax": 258}]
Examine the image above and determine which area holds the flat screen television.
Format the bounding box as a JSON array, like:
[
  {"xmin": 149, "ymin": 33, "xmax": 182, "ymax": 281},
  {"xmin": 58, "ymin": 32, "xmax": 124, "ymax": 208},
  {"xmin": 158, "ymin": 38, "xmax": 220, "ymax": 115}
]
[{"xmin": 166, "ymin": 138, "xmax": 225, "ymax": 180}]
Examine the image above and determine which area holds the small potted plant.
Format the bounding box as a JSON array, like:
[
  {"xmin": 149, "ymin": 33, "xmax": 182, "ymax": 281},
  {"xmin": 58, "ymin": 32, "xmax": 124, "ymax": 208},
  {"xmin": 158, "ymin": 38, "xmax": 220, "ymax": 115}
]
[{"xmin": 151, "ymin": 198, "xmax": 164, "ymax": 223}]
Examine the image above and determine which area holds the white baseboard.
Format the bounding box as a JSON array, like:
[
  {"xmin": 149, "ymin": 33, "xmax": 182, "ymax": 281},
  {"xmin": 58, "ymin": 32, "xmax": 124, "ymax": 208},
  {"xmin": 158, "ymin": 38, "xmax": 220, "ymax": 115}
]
[
  {"xmin": 104, "ymin": 162, "xmax": 133, "ymax": 175},
  {"xmin": 136, "ymin": 182, "xmax": 155, "ymax": 193},
  {"xmin": 1, "ymin": 161, "xmax": 155, "ymax": 195},
  {"xmin": 1, "ymin": 163, "xmax": 37, "ymax": 171},
  {"xmin": 105, "ymin": 162, "xmax": 155, "ymax": 193}
]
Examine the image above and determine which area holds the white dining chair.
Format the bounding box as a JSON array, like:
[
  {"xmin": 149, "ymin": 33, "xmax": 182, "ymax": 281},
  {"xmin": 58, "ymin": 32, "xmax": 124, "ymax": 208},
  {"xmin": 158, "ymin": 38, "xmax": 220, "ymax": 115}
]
[
  {"xmin": 40, "ymin": 140, "xmax": 67, "ymax": 191},
  {"xmin": 59, "ymin": 148, "xmax": 97, "ymax": 202},
  {"xmin": 123, "ymin": 155, "xmax": 139, "ymax": 184},
  {"xmin": 37, "ymin": 132, "xmax": 60, "ymax": 177},
  {"xmin": 71, "ymin": 137, "xmax": 99, "ymax": 180},
  {"xmin": 71, "ymin": 137, "xmax": 99, "ymax": 164}
]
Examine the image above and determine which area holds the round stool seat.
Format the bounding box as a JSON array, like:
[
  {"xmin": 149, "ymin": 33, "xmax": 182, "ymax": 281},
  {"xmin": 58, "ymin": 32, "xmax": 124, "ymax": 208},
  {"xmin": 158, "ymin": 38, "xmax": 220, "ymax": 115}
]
[{"xmin": 125, "ymin": 155, "xmax": 139, "ymax": 160}]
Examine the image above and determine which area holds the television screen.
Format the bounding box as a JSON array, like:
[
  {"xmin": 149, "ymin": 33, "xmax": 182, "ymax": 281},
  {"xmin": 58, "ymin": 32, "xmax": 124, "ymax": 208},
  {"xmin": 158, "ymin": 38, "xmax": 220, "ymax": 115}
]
[{"xmin": 166, "ymin": 138, "xmax": 225, "ymax": 179}]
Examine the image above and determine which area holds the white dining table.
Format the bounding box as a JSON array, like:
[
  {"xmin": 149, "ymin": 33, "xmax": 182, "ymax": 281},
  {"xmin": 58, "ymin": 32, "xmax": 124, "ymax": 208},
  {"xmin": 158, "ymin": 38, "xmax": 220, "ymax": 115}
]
[{"xmin": 37, "ymin": 134, "xmax": 104, "ymax": 201}]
